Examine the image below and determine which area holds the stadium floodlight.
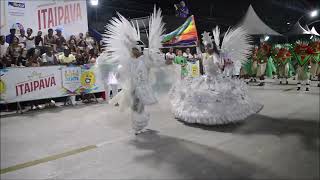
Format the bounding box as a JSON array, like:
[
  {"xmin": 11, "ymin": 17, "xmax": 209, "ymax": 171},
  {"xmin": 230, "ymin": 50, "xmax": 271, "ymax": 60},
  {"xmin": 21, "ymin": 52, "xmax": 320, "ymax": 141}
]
[
  {"xmin": 91, "ymin": 0, "xmax": 98, "ymax": 6},
  {"xmin": 310, "ymin": 10, "xmax": 318, "ymax": 17}
]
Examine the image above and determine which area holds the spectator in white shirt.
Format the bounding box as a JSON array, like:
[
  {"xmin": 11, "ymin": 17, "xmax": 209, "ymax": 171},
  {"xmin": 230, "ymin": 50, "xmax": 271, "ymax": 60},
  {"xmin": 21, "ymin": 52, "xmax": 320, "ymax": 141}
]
[
  {"xmin": 18, "ymin": 29, "xmax": 26, "ymax": 48},
  {"xmin": 183, "ymin": 48, "xmax": 194, "ymax": 60},
  {"xmin": 165, "ymin": 47, "xmax": 176, "ymax": 65},
  {"xmin": 42, "ymin": 47, "xmax": 57, "ymax": 65},
  {"xmin": 0, "ymin": 36, "xmax": 9, "ymax": 68},
  {"xmin": 25, "ymin": 28, "xmax": 35, "ymax": 50},
  {"xmin": 0, "ymin": 36, "xmax": 9, "ymax": 58}
]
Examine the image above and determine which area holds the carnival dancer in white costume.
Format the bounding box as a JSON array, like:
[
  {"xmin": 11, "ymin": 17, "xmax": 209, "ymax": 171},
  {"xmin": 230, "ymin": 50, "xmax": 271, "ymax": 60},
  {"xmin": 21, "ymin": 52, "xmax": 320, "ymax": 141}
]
[
  {"xmin": 108, "ymin": 71, "xmax": 119, "ymax": 96},
  {"xmin": 222, "ymin": 53, "xmax": 234, "ymax": 77},
  {"xmin": 98, "ymin": 7, "xmax": 166, "ymax": 134},
  {"xmin": 170, "ymin": 26, "xmax": 263, "ymax": 125},
  {"xmin": 200, "ymin": 31, "xmax": 222, "ymax": 75},
  {"xmin": 108, "ymin": 69, "xmax": 120, "ymax": 106}
]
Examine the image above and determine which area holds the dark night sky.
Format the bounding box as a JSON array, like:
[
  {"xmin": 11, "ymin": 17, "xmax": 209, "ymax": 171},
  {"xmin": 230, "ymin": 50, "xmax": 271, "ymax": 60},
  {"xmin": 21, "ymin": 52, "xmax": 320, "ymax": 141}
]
[{"xmin": 87, "ymin": 0, "xmax": 320, "ymax": 34}]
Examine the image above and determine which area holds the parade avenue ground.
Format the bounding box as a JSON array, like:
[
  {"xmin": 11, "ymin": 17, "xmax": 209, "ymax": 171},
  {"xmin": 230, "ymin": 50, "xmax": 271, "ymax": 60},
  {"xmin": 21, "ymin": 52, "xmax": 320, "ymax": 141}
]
[{"xmin": 1, "ymin": 79, "xmax": 319, "ymax": 179}]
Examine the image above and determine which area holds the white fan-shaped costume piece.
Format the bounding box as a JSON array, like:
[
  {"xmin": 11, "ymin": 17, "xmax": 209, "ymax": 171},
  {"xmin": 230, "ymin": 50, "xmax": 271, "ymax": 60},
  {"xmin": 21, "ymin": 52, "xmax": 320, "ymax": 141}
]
[
  {"xmin": 170, "ymin": 26, "xmax": 263, "ymax": 125},
  {"xmin": 98, "ymin": 7, "xmax": 166, "ymax": 133}
]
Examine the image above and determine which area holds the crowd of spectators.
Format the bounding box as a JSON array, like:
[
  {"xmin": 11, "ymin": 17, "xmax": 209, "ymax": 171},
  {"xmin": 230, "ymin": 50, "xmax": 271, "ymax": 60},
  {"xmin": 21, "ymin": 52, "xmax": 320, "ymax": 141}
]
[
  {"xmin": 0, "ymin": 28, "xmax": 102, "ymax": 69},
  {"xmin": 164, "ymin": 47, "xmax": 201, "ymax": 65},
  {"xmin": 0, "ymin": 28, "xmax": 103, "ymax": 111}
]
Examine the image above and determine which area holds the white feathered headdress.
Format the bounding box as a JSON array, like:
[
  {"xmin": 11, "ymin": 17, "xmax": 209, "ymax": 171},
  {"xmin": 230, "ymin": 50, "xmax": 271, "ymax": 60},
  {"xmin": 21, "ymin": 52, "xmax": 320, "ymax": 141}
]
[
  {"xmin": 201, "ymin": 31, "xmax": 213, "ymax": 47},
  {"xmin": 103, "ymin": 13, "xmax": 140, "ymax": 64},
  {"xmin": 101, "ymin": 6, "xmax": 164, "ymax": 65}
]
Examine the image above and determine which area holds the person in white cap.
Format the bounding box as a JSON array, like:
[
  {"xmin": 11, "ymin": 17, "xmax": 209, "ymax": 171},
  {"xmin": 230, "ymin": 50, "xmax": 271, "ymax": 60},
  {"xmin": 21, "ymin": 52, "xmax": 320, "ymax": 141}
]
[{"xmin": 108, "ymin": 66, "xmax": 120, "ymax": 106}]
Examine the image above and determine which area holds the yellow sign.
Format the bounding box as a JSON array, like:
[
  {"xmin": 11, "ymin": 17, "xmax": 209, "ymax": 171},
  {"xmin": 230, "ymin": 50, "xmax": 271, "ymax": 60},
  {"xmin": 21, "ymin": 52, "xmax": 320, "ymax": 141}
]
[
  {"xmin": 188, "ymin": 61, "xmax": 200, "ymax": 77},
  {"xmin": 191, "ymin": 65, "xmax": 199, "ymax": 77},
  {"xmin": 80, "ymin": 71, "xmax": 96, "ymax": 88},
  {"xmin": 0, "ymin": 80, "xmax": 6, "ymax": 94}
]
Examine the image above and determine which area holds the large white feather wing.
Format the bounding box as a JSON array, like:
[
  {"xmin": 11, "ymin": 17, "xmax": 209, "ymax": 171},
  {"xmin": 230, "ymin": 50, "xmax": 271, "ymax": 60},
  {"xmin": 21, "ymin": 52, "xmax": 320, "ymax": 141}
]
[
  {"xmin": 148, "ymin": 7, "xmax": 165, "ymax": 52},
  {"xmin": 145, "ymin": 7, "xmax": 165, "ymax": 68},
  {"xmin": 212, "ymin": 26, "xmax": 220, "ymax": 49},
  {"xmin": 102, "ymin": 12, "xmax": 141, "ymax": 83},
  {"xmin": 220, "ymin": 27, "xmax": 252, "ymax": 65},
  {"xmin": 103, "ymin": 13, "xmax": 140, "ymax": 66},
  {"xmin": 147, "ymin": 7, "xmax": 176, "ymax": 98}
]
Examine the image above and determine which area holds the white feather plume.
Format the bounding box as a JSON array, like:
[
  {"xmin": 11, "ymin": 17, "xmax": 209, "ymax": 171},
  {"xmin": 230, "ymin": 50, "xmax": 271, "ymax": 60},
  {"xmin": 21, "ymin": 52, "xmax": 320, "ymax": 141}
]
[
  {"xmin": 212, "ymin": 26, "xmax": 221, "ymax": 49},
  {"xmin": 103, "ymin": 12, "xmax": 140, "ymax": 64},
  {"xmin": 148, "ymin": 6, "xmax": 165, "ymax": 52},
  {"xmin": 145, "ymin": 6, "xmax": 165, "ymax": 68},
  {"xmin": 220, "ymin": 26, "xmax": 252, "ymax": 65}
]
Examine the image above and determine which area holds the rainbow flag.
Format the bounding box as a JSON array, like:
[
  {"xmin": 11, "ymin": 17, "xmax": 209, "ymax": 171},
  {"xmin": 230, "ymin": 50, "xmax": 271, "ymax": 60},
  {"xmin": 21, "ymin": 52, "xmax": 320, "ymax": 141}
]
[{"xmin": 162, "ymin": 15, "xmax": 198, "ymax": 47}]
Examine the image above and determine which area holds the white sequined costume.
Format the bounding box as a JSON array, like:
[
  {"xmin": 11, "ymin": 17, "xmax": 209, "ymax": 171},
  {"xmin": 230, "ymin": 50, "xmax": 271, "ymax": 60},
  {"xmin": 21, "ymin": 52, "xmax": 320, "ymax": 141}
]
[
  {"xmin": 129, "ymin": 55, "xmax": 157, "ymax": 132},
  {"xmin": 170, "ymin": 26, "xmax": 263, "ymax": 125},
  {"xmin": 97, "ymin": 7, "xmax": 166, "ymax": 133}
]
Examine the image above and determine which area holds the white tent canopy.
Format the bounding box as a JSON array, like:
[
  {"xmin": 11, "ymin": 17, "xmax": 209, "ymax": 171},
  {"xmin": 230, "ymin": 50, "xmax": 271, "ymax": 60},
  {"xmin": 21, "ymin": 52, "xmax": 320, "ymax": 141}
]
[
  {"xmin": 311, "ymin": 27, "xmax": 320, "ymax": 36},
  {"xmin": 285, "ymin": 22, "xmax": 320, "ymax": 36},
  {"xmin": 304, "ymin": 25, "xmax": 311, "ymax": 32},
  {"xmin": 286, "ymin": 22, "xmax": 311, "ymax": 35},
  {"xmin": 238, "ymin": 5, "xmax": 282, "ymax": 36}
]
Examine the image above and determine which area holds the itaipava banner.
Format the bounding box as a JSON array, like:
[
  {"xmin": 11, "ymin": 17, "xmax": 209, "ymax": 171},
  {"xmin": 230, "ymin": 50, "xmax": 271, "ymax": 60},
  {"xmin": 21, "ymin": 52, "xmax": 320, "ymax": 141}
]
[
  {"xmin": 0, "ymin": 65, "xmax": 105, "ymax": 104},
  {"xmin": 0, "ymin": 0, "xmax": 88, "ymax": 37}
]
